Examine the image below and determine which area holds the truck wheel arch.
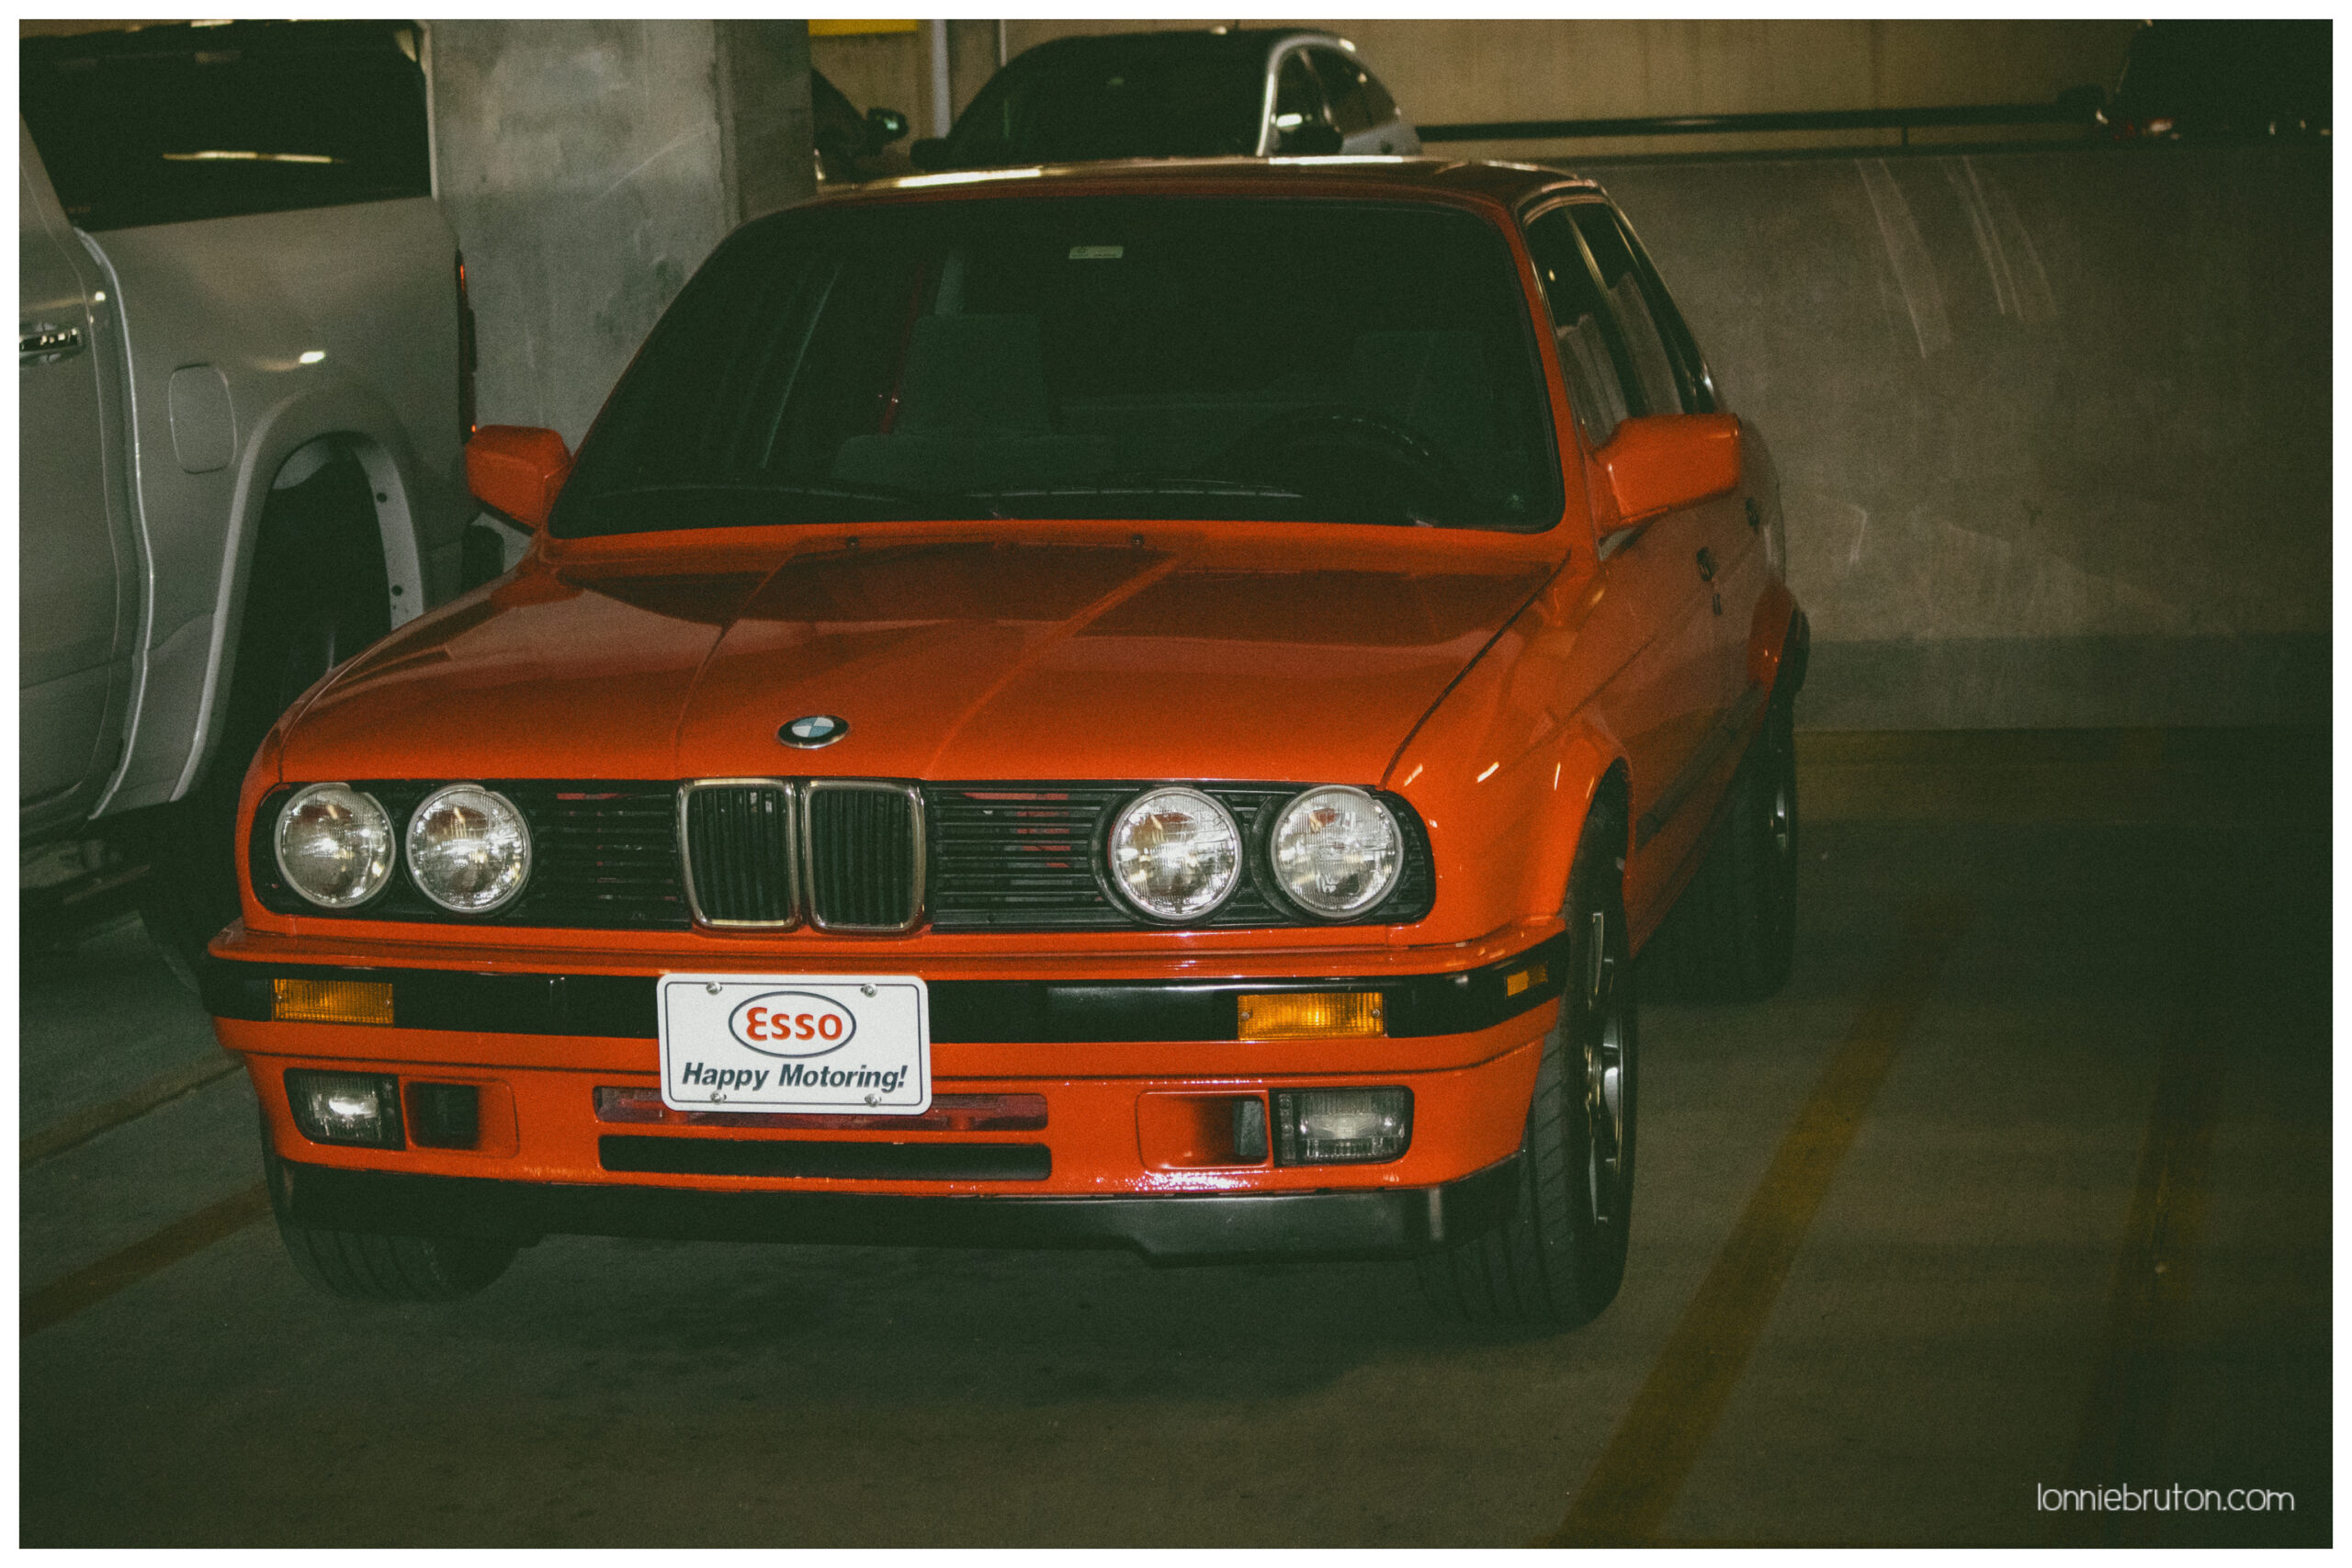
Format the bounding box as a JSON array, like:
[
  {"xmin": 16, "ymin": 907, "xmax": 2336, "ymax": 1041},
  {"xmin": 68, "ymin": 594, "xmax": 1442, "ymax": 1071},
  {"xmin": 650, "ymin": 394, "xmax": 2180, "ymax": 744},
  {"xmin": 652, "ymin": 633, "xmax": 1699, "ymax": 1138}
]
[{"xmin": 177, "ymin": 382, "xmax": 434, "ymax": 802}]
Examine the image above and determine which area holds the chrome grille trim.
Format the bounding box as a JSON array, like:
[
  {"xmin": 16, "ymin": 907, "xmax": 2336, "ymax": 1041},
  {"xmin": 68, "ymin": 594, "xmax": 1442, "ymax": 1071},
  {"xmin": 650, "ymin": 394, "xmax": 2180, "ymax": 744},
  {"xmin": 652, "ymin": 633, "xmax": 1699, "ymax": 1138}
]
[
  {"xmin": 677, "ymin": 778, "xmax": 799, "ymax": 930},
  {"xmin": 801, "ymin": 778, "xmax": 926, "ymax": 933}
]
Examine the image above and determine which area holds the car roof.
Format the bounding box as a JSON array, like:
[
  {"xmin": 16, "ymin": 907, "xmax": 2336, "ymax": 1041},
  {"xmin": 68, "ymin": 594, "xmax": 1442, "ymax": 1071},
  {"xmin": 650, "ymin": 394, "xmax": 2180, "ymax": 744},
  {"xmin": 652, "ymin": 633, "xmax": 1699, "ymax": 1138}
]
[
  {"xmin": 808, "ymin": 156, "xmax": 1599, "ymax": 217},
  {"xmin": 1006, "ymin": 28, "xmax": 1344, "ymax": 68}
]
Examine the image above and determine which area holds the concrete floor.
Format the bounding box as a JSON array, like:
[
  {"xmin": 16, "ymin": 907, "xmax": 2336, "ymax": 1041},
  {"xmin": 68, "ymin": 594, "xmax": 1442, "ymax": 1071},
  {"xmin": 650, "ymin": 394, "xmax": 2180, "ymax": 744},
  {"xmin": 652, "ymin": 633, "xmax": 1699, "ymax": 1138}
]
[{"xmin": 18, "ymin": 807, "xmax": 2330, "ymax": 1546}]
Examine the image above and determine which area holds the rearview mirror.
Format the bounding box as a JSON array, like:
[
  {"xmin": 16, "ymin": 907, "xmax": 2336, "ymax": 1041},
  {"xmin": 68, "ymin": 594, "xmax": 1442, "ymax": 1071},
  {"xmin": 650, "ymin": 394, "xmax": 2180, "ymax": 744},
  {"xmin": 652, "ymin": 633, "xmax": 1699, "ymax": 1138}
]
[
  {"xmin": 865, "ymin": 107, "xmax": 910, "ymax": 151},
  {"xmin": 467, "ymin": 424, "xmax": 572, "ymax": 533},
  {"xmin": 1595, "ymin": 413, "xmax": 1741, "ymax": 534}
]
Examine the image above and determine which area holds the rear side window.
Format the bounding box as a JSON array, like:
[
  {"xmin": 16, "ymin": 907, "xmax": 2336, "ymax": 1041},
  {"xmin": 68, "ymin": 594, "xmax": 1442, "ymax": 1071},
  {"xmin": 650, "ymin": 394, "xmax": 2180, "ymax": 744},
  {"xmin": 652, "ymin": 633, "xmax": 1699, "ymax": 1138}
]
[
  {"xmin": 20, "ymin": 20, "xmax": 431, "ymax": 231},
  {"xmin": 1569, "ymin": 204, "xmax": 1713, "ymax": 415},
  {"xmin": 1525, "ymin": 208, "xmax": 1637, "ymax": 446}
]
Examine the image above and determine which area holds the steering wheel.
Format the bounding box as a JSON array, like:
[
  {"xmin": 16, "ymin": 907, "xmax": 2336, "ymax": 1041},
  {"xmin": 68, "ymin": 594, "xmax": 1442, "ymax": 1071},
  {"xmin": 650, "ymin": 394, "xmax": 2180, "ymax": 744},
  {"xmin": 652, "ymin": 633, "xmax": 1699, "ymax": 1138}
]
[{"xmin": 1223, "ymin": 404, "xmax": 1464, "ymax": 499}]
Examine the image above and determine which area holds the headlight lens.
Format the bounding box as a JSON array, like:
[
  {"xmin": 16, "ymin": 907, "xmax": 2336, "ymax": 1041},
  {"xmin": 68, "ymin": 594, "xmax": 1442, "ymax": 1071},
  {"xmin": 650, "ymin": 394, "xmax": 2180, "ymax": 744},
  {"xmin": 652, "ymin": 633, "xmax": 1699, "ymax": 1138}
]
[
  {"xmin": 405, "ymin": 784, "xmax": 532, "ymax": 913},
  {"xmin": 1272, "ymin": 786, "xmax": 1402, "ymax": 919},
  {"xmin": 1107, "ymin": 787, "xmax": 1242, "ymax": 921},
  {"xmin": 273, "ymin": 784, "xmax": 395, "ymax": 909}
]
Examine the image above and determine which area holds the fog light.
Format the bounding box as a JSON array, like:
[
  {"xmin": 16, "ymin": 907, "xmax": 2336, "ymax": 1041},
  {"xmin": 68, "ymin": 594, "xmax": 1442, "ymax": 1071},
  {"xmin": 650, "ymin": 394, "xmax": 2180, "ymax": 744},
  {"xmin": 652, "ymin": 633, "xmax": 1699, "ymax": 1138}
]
[
  {"xmin": 286, "ymin": 1068, "xmax": 404, "ymax": 1148},
  {"xmin": 1237, "ymin": 991, "xmax": 1384, "ymax": 1039},
  {"xmin": 1274, "ymin": 1087, "xmax": 1412, "ymax": 1165}
]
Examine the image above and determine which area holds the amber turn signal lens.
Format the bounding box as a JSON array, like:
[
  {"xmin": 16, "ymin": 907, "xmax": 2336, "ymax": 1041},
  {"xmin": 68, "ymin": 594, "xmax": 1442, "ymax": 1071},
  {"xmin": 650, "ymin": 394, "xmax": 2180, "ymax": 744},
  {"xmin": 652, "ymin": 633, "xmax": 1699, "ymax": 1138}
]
[
  {"xmin": 272, "ymin": 977, "xmax": 395, "ymax": 1026},
  {"xmin": 1237, "ymin": 991, "xmax": 1385, "ymax": 1039},
  {"xmin": 1506, "ymin": 962, "xmax": 1549, "ymax": 998}
]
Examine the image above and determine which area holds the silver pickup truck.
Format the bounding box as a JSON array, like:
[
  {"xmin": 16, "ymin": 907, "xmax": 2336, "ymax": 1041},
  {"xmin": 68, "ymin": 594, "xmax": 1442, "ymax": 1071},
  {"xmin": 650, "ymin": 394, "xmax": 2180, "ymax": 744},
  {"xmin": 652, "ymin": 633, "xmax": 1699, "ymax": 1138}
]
[{"xmin": 19, "ymin": 20, "xmax": 475, "ymax": 964}]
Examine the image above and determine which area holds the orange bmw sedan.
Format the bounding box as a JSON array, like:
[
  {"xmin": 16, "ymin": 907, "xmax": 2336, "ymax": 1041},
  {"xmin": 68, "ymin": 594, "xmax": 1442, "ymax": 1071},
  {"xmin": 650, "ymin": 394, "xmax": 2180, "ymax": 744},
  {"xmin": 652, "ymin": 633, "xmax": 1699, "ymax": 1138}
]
[{"xmin": 205, "ymin": 158, "xmax": 1806, "ymax": 1327}]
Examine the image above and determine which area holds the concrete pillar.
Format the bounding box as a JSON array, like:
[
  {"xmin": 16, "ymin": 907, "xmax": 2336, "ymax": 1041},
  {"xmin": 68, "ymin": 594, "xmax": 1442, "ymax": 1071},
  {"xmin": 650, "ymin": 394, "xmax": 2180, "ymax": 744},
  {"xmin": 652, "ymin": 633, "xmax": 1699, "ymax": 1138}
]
[
  {"xmin": 716, "ymin": 20, "xmax": 817, "ymax": 225},
  {"xmin": 429, "ymin": 18, "xmax": 813, "ymax": 448}
]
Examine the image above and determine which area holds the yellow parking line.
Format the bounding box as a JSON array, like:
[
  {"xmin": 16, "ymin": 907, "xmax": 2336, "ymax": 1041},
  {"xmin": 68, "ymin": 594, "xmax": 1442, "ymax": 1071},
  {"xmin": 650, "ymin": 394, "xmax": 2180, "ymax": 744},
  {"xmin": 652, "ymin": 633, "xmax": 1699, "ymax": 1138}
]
[
  {"xmin": 1541, "ymin": 898, "xmax": 1969, "ymax": 1547},
  {"xmin": 21, "ymin": 1182, "xmax": 272, "ymax": 1338},
  {"xmin": 2051, "ymin": 975, "xmax": 2222, "ymax": 1546},
  {"xmin": 20, "ymin": 1055, "xmax": 244, "ymax": 1168}
]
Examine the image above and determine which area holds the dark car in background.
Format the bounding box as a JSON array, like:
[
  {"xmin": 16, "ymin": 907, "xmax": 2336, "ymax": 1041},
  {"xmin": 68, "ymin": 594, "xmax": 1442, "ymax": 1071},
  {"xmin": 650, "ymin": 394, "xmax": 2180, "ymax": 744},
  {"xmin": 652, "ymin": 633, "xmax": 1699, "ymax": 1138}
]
[
  {"xmin": 812, "ymin": 67, "xmax": 910, "ymax": 184},
  {"xmin": 911, "ymin": 28, "xmax": 1419, "ymax": 171},
  {"xmin": 2103, "ymin": 19, "xmax": 2330, "ymax": 141}
]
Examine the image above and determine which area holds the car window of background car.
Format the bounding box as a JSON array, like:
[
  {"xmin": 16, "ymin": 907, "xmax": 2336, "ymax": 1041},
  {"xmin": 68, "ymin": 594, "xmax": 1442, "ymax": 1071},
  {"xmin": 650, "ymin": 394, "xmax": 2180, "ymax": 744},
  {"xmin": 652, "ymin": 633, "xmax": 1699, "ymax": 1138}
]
[
  {"xmin": 1567, "ymin": 204, "xmax": 1686, "ymax": 418},
  {"xmin": 1273, "ymin": 52, "xmax": 1333, "ymax": 146},
  {"xmin": 948, "ymin": 44, "xmax": 1263, "ymax": 165},
  {"xmin": 1524, "ymin": 207, "xmax": 1640, "ymax": 447},
  {"xmin": 1354, "ymin": 63, "xmax": 1400, "ymax": 130},
  {"xmin": 556, "ymin": 197, "xmax": 1563, "ymax": 536},
  {"xmin": 1307, "ymin": 49, "xmax": 1377, "ymax": 137},
  {"xmin": 19, "ymin": 21, "xmax": 431, "ymax": 231}
]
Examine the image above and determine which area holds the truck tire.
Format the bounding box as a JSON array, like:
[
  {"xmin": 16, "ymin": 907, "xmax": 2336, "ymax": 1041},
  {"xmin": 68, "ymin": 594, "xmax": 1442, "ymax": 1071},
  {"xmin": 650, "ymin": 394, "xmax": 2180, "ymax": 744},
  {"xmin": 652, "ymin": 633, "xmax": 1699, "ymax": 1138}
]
[
  {"xmin": 1419, "ymin": 791, "xmax": 1636, "ymax": 1327},
  {"xmin": 1640, "ymin": 691, "xmax": 1799, "ymax": 1003},
  {"xmin": 136, "ymin": 456, "xmax": 390, "ymax": 984}
]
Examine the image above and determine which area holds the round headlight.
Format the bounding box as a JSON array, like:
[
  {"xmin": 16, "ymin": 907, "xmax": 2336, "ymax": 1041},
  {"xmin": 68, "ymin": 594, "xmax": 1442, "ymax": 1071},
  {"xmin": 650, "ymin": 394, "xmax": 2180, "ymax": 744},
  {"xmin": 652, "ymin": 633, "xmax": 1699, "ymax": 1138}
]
[
  {"xmin": 405, "ymin": 784, "xmax": 532, "ymax": 913},
  {"xmin": 1272, "ymin": 786, "xmax": 1403, "ymax": 919},
  {"xmin": 274, "ymin": 784, "xmax": 395, "ymax": 909},
  {"xmin": 1106, "ymin": 787, "xmax": 1242, "ymax": 922}
]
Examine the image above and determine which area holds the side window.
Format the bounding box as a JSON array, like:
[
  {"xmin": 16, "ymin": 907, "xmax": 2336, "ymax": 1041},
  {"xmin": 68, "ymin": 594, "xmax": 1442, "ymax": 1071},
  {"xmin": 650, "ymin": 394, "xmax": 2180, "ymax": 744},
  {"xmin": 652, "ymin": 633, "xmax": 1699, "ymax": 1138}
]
[
  {"xmin": 1357, "ymin": 66, "xmax": 1399, "ymax": 129},
  {"xmin": 1308, "ymin": 49, "xmax": 1374, "ymax": 137},
  {"xmin": 1524, "ymin": 208, "xmax": 1638, "ymax": 447},
  {"xmin": 1571, "ymin": 205, "xmax": 1713, "ymax": 414},
  {"xmin": 1272, "ymin": 52, "xmax": 1331, "ymax": 149},
  {"xmin": 1568, "ymin": 205, "xmax": 1684, "ymax": 418}
]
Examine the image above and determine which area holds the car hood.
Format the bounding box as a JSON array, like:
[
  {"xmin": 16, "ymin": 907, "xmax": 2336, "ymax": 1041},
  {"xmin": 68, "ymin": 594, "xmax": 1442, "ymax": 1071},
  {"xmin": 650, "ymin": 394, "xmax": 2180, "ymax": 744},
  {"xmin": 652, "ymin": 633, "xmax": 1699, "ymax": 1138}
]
[{"xmin": 283, "ymin": 536, "xmax": 1554, "ymax": 786}]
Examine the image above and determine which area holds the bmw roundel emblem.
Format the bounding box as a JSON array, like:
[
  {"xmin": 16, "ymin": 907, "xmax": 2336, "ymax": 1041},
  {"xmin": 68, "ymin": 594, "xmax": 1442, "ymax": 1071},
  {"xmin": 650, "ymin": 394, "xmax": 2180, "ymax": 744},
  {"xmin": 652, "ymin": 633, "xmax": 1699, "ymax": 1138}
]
[{"xmin": 779, "ymin": 714, "xmax": 848, "ymax": 749}]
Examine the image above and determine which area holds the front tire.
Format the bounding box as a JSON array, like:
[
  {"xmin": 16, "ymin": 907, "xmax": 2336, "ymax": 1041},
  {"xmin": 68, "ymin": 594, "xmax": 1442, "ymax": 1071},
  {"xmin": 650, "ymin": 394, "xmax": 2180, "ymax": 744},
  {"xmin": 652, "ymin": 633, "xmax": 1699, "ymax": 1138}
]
[
  {"xmin": 263, "ymin": 1134, "xmax": 516, "ymax": 1302},
  {"xmin": 1419, "ymin": 798, "xmax": 1637, "ymax": 1327}
]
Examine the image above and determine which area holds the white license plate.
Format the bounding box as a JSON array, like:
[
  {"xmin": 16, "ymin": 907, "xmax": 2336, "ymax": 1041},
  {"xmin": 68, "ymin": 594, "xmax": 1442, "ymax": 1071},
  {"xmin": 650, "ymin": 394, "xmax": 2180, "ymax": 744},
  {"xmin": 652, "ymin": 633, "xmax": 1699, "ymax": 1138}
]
[{"xmin": 656, "ymin": 973, "xmax": 931, "ymax": 1114}]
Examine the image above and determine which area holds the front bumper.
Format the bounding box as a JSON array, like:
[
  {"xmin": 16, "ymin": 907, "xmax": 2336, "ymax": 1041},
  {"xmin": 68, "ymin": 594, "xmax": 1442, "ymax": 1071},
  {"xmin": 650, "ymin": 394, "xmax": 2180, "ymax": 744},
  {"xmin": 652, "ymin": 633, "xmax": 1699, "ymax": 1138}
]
[
  {"xmin": 271, "ymin": 1149, "xmax": 1525, "ymax": 1261},
  {"xmin": 208, "ymin": 931, "xmax": 1564, "ymax": 1220}
]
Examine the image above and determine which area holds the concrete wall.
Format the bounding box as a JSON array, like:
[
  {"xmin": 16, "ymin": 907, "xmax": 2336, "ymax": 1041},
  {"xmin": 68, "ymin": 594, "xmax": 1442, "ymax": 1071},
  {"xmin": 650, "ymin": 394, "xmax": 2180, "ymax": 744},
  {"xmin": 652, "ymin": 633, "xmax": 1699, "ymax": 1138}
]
[
  {"xmin": 428, "ymin": 20, "xmax": 810, "ymax": 449},
  {"xmin": 1598, "ymin": 144, "xmax": 2330, "ymax": 728}
]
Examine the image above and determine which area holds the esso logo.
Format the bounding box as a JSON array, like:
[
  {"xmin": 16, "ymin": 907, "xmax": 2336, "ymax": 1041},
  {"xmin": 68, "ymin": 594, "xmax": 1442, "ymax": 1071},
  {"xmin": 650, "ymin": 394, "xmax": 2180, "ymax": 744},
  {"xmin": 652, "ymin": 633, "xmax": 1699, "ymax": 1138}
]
[{"xmin": 728, "ymin": 991, "xmax": 857, "ymax": 1057}]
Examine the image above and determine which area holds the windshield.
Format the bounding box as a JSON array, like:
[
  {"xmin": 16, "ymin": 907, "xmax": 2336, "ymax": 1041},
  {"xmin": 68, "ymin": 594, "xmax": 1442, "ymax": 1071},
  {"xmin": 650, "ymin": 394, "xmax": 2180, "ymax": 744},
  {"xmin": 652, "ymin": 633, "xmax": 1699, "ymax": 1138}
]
[
  {"xmin": 944, "ymin": 39, "xmax": 1265, "ymax": 166},
  {"xmin": 555, "ymin": 196, "xmax": 1562, "ymax": 537}
]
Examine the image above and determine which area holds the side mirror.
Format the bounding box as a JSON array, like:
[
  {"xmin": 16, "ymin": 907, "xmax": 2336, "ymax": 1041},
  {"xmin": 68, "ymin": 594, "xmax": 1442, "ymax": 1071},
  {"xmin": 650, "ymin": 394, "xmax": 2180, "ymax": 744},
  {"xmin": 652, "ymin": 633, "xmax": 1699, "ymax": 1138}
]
[
  {"xmin": 909, "ymin": 137, "xmax": 953, "ymax": 171},
  {"xmin": 865, "ymin": 107, "xmax": 910, "ymax": 151},
  {"xmin": 1276, "ymin": 121, "xmax": 1343, "ymax": 156},
  {"xmin": 467, "ymin": 424, "xmax": 572, "ymax": 533},
  {"xmin": 1595, "ymin": 413, "xmax": 1741, "ymax": 535}
]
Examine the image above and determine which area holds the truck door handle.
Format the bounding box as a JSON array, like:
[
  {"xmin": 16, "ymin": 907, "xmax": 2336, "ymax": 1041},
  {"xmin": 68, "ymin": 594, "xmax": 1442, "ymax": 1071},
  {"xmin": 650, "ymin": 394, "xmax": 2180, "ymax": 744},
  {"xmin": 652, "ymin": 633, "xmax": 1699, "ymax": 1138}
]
[
  {"xmin": 1695, "ymin": 546, "xmax": 1717, "ymax": 582},
  {"xmin": 19, "ymin": 322, "xmax": 85, "ymax": 365}
]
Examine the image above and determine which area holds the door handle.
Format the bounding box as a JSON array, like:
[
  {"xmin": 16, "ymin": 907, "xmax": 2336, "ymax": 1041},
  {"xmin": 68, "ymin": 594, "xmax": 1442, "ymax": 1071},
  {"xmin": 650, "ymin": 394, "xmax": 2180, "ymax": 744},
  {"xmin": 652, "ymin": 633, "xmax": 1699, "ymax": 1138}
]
[
  {"xmin": 19, "ymin": 322, "xmax": 85, "ymax": 365},
  {"xmin": 1695, "ymin": 546, "xmax": 1717, "ymax": 582}
]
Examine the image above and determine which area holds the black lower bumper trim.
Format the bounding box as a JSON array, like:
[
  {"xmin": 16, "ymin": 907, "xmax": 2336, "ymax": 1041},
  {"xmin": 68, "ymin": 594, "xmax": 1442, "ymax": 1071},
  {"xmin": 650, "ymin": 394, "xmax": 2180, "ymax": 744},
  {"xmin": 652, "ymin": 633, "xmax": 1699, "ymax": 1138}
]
[
  {"xmin": 202, "ymin": 936, "xmax": 1566, "ymax": 1044},
  {"xmin": 599, "ymin": 1134, "xmax": 1050, "ymax": 1182},
  {"xmin": 275, "ymin": 1153, "xmax": 1522, "ymax": 1262}
]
